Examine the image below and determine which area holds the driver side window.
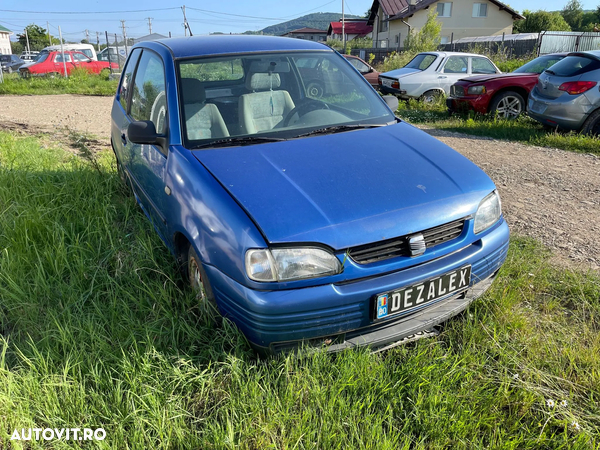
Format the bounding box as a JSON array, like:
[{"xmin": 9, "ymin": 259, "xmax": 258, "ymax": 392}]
[{"xmin": 130, "ymin": 50, "xmax": 167, "ymax": 135}]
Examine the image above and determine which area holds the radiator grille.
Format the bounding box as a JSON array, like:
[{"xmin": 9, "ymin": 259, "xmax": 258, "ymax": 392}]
[{"xmin": 349, "ymin": 219, "xmax": 466, "ymax": 264}]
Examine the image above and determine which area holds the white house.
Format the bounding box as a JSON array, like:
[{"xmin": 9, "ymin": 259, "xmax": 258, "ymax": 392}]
[
  {"xmin": 367, "ymin": 0, "xmax": 523, "ymax": 48},
  {"xmin": 0, "ymin": 24, "xmax": 13, "ymax": 55}
]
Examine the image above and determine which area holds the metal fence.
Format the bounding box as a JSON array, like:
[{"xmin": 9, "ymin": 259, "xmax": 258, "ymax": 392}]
[
  {"xmin": 538, "ymin": 31, "xmax": 600, "ymax": 55},
  {"xmin": 440, "ymin": 39, "xmax": 538, "ymax": 58}
]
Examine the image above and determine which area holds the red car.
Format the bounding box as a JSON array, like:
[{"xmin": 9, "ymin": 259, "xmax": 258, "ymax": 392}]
[
  {"xmin": 19, "ymin": 51, "xmax": 118, "ymax": 77},
  {"xmin": 343, "ymin": 55, "xmax": 380, "ymax": 88},
  {"xmin": 447, "ymin": 53, "xmax": 567, "ymax": 118}
]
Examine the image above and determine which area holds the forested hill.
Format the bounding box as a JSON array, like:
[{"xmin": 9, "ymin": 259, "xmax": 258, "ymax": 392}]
[{"xmin": 245, "ymin": 12, "xmax": 362, "ymax": 36}]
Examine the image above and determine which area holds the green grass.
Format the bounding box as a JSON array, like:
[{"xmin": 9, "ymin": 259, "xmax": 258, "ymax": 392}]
[
  {"xmin": 0, "ymin": 131, "xmax": 599, "ymax": 448},
  {"xmin": 0, "ymin": 69, "xmax": 118, "ymax": 96},
  {"xmin": 397, "ymin": 99, "xmax": 600, "ymax": 155}
]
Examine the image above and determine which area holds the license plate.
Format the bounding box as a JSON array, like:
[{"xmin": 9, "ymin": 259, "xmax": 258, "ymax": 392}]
[
  {"xmin": 530, "ymin": 101, "xmax": 547, "ymax": 114},
  {"xmin": 374, "ymin": 266, "xmax": 471, "ymax": 320},
  {"xmin": 381, "ymin": 78, "xmax": 394, "ymax": 88}
]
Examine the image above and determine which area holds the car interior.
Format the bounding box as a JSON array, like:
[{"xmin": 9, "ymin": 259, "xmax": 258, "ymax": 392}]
[{"xmin": 177, "ymin": 53, "xmax": 386, "ymax": 144}]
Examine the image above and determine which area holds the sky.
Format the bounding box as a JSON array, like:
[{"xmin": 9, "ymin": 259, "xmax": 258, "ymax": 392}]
[{"xmin": 1, "ymin": 0, "xmax": 598, "ymax": 43}]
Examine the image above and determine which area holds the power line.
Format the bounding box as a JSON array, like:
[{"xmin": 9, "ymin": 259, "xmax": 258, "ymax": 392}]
[{"xmin": 0, "ymin": 7, "xmax": 180, "ymax": 14}]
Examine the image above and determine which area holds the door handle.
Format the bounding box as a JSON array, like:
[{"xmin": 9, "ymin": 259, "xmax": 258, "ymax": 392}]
[
  {"xmin": 121, "ymin": 133, "xmax": 127, "ymax": 145},
  {"xmin": 438, "ymin": 76, "xmax": 447, "ymax": 79}
]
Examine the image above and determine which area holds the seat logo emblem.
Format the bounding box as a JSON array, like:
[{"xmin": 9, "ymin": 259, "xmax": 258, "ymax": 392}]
[{"xmin": 408, "ymin": 234, "xmax": 426, "ymax": 256}]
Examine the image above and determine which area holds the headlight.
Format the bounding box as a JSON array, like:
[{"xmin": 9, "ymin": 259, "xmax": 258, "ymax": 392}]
[
  {"xmin": 474, "ymin": 190, "xmax": 502, "ymax": 234},
  {"xmin": 467, "ymin": 85, "xmax": 486, "ymax": 95},
  {"xmin": 245, "ymin": 247, "xmax": 342, "ymax": 282}
]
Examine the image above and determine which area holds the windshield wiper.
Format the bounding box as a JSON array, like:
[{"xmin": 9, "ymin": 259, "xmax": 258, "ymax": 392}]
[
  {"xmin": 293, "ymin": 123, "xmax": 388, "ymax": 138},
  {"xmin": 191, "ymin": 136, "xmax": 285, "ymax": 150}
]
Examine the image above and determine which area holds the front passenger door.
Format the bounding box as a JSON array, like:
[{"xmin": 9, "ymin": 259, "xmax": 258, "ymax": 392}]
[{"xmin": 125, "ymin": 50, "xmax": 170, "ymax": 240}]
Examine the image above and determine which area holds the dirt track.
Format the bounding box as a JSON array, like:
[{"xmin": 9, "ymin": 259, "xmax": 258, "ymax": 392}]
[{"xmin": 1, "ymin": 94, "xmax": 598, "ymax": 270}]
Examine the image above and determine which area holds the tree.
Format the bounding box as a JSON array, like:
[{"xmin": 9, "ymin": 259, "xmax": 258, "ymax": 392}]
[
  {"xmin": 17, "ymin": 24, "xmax": 61, "ymax": 51},
  {"xmin": 513, "ymin": 10, "xmax": 571, "ymax": 33},
  {"xmin": 404, "ymin": 9, "xmax": 442, "ymax": 53},
  {"xmin": 561, "ymin": 0, "xmax": 584, "ymax": 30}
]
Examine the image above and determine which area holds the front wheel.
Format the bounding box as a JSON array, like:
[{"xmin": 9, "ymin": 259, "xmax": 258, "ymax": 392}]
[
  {"xmin": 187, "ymin": 245, "xmax": 219, "ymax": 318},
  {"xmin": 489, "ymin": 91, "xmax": 524, "ymax": 119},
  {"xmin": 420, "ymin": 89, "xmax": 444, "ymax": 104}
]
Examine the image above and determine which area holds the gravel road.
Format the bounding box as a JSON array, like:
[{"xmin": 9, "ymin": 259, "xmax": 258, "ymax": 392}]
[{"xmin": 0, "ymin": 94, "xmax": 598, "ymax": 270}]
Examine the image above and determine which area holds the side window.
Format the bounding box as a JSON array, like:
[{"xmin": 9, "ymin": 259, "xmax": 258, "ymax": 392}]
[
  {"xmin": 73, "ymin": 53, "xmax": 89, "ymax": 62},
  {"xmin": 130, "ymin": 51, "xmax": 167, "ymax": 135},
  {"xmin": 82, "ymin": 49, "xmax": 94, "ymax": 59},
  {"xmin": 55, "ymin": 53, "xmax": 72, "ymax": 63},
  {"xmin": 348, "ymin": 58, "xmax": 370, "ymax": 73},
  {"xmin": 471, "ymin": 57, "xmax": 497, "ymax": 74},
  {"xmin": 119, "ymin": 48, "xmax": 142, "ymax": 112},
  {"xmin": 443, "ymin": 56, "xmax": 468, "ymax": 73}
]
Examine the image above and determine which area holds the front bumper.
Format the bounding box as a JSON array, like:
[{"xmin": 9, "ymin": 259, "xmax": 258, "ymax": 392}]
[
  {"xmin": 206, "ymin": 219, "xmax": 509, "ymax": 353},
  {"xmin": 447, "ymin": 96, "xmax": 489, "ymax": 115}
]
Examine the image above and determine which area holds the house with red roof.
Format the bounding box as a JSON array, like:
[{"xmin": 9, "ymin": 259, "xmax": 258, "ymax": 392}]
[
  {"xmin": 327, "ymin": 19, "xmax": 373, "ymax": 41},
  {"xmin": 367, "ymin": 0, "xmax": 523, "ymax": 49}
]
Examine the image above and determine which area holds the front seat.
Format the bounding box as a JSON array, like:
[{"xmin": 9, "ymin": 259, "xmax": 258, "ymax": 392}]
[
  {"xmin": 238, "ymin": 72, "xmax": 295, "ymax": 134},
  {"xmin": 181, "ymin": 78, "xmax": 229, "ymax": 140}
]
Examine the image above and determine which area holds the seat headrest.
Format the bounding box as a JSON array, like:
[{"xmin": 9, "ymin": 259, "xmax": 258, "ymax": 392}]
[
  {"xmin": 181, "ymin": 78, "xmax": 206, "ymax": 104},
  {"xmin": 246, "ymin": 73, "xmax": 281, "ymax": 91}
]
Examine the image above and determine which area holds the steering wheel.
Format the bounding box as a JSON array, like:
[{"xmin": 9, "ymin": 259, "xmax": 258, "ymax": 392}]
[{"xmin": 282, "ymin": 99, "xmax": 330, "ymax": 127}]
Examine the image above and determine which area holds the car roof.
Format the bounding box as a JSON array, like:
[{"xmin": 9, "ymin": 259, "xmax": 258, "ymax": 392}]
[
  {"xmin": 566, "ymin": 50, "xmax": 600, "ymax": 61},
  {"xmin": 419, "ymin": 51, "xmax": 492, "ymax": 58},
  {"xmin": 149, "ymin": 35, "xmax": 333, "ymax": 59}
]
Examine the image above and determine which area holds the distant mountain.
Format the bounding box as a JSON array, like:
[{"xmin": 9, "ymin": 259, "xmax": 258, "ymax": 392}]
[{"xmin": 245, "ymin": 12, "xmax": 362, "ymax": 36}]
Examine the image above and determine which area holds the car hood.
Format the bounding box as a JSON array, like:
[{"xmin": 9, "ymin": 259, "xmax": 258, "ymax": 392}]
[
  {"xmin": 193, "ymin": 123, "xmax": 496, "ymax": 250},
  {"xmin": 457, "ymin": 72, "xmax": 538, "ymax": 83},
  {"xmin": 380, "ymin": 67, "xmax": 421, "ymax": 79}
]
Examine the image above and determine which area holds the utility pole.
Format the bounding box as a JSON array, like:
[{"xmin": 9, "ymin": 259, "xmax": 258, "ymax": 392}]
[
  {"xmin": 120, "ymin": 20, "xmax": 128, "ymax": 55},
  {"xmin": 24, "ymin": 27, "xmax": 31, "ymax": 54},
  {"xmin": 85, "ymin": 29, "xmax": 90, "ymax": 44},
  {"xmin": 341, "ymin": 0, "xmax": 346, "ymax": 53},
  {"xmin": 146, "ymin": 17, "xmax": 153, "ymax": 34},
  {"xmin": 58, "ymin": 26, "xmax": 67, "ymax": 77},
  {"xmin": 182, "ymin": 5, "xmax": 193, "ymax": 36},
  {"xmin": 47, "ymin": 21, "xmax": 52, "ymax": 45},
  {"xmin": 96, "ymin": 31, "xmax": 100, "ymax": 52}
]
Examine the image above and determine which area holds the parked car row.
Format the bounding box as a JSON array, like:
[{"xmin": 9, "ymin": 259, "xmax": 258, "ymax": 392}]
[{"xmin": 379, "ymin": 50, "xmax": 600, "ymax": 135}]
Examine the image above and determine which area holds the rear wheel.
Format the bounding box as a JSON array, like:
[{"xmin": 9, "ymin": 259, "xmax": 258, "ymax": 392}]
[
  {"xmin": 489, "ymin": 91, "xmax": 524, "ymax": 119},
  {"xmin": 581, "ymin": 109, "xmax": 600, "ymax": 136},
  {"xmin": 306, "ymin": 81, "xmax": 324, "ymax": 99}
]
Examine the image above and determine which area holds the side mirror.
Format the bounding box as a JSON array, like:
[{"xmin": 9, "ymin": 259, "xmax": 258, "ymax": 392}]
[
  {"xmin": 367, "ymin": 67, "xmax": 374, "ymax": 73},
  {"xmin": 383, "ymin": 95, "xmax": 399, "ymax": 112},
  {"xmin": 127, "ymin": 121, "xmax": 166, "ymax": 148}
]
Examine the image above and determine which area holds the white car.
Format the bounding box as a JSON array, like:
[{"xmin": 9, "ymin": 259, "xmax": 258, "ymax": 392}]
[{"xmin": 379, "ymin": 51, "xmax": 501, "ymax": 102}]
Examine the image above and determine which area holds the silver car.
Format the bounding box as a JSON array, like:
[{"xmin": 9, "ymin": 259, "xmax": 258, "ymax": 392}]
[
  {"xmin": 528, "ymin": 51, "xmax": 600, "ymax": 135},
  {"xmin": 378, "ymin": 51, "xmax": 501, "ymax": 103}
]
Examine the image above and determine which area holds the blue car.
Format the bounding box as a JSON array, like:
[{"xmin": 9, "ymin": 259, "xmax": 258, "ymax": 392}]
[{"xmin": 111, "ymin": 35, "xmax": 509, "ymax": 354}]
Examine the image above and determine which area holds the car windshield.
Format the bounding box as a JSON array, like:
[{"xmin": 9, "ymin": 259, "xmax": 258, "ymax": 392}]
[
  {"xmin": 513, "ymin": 55, "xmax": 565, "ymax": 74},
  {"xmin": 178, "ymin": 51, "xmax": 395, "ymax": 148},
  {"xmin": 32, "ymin": 52, "xmax": 49, "ymax": 63},
  {"xmin": 404, "ymin": 53, "xmax": 437, "ymax": 70}
]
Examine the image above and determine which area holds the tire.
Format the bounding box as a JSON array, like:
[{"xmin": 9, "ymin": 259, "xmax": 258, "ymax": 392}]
[
  {"xmin": 581, "ymin": 109, "xmax": 600, "ymax": 136},
  {"xmin": 7, "ymin": 66, "xmax": 12, "ymax": 74},
  {"xmin": 187, "ymin": 245, "xmax": 219, "ymax": 318},
  {"xmin": 489, "ymin": 91, "xmax": 524, "ymax": 119},
  {"xmin": 306, "ymin": 81, "xmax": 324, "ymax": 99},
  {"xmin": 420, "ymin": 89, "xmax": 444, "ymax": 104}
]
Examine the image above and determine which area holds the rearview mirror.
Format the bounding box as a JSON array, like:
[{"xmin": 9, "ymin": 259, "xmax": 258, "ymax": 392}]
[
  {"xmin": 128, "ymin": 121, "xmax": 167, "ymax": 148},
  {"xmin": 382, "ymin": 95, "xmax": 399, "ymax": 112}
]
